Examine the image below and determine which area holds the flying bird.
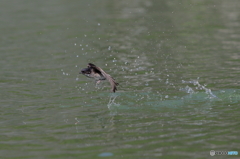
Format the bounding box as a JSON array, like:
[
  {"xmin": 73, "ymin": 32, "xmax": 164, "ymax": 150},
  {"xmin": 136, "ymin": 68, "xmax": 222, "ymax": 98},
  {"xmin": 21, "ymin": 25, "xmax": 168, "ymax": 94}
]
[{"xmin": 80, "ymin": 63, "xmax": 119, "ymax": 92}]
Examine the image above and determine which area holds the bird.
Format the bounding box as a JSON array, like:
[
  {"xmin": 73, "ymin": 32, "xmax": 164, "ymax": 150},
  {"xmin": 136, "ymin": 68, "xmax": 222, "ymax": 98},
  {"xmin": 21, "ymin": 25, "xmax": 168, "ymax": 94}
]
[{"xmin": 80, "ymin": 63, "xmax": 119, "ymax": 92}]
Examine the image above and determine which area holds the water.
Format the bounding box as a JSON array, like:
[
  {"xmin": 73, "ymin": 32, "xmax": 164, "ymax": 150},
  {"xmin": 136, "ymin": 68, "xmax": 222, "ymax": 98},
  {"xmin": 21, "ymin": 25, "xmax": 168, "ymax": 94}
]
[{"xmin": 0, "ymin": 0, "xmax": 240, "ymax": 158}]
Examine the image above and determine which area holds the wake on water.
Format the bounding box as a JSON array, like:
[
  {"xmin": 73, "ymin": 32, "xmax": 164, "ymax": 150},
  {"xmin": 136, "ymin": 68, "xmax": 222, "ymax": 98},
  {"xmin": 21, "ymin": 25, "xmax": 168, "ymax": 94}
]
[{"xmin": 106, "ymin": 78, "xmax": 239, "ymax": 110}]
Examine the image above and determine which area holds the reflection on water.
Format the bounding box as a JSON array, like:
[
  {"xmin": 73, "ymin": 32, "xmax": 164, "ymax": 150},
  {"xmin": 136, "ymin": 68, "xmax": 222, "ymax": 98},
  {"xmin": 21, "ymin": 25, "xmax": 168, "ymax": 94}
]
[{"xmin": 0, "ymin": 0, "xmax": 240, "ymax": 158}]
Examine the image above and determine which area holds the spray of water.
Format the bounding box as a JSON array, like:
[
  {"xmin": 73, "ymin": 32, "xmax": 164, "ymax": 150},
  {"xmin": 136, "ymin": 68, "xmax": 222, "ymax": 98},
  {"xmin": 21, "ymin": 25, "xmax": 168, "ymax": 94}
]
[
  {"xmin": 181, "ymin": 79, "xmax": 217, "ymax": 99},
  {"xmin": 107, "ymin": 95, "xmax": 119, "ymax": 109},
  {"xmin": 107, "ymin": 95, "xmax": 120, "ymax": 115}
]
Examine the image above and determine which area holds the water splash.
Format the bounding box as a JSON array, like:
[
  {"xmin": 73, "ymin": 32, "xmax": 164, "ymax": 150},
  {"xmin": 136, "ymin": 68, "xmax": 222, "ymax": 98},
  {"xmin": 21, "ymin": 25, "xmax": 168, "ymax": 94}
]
[
  {"xmin": 180, "ymin": 85, "xmax": 195, "ymax": 94},
  {"xmin": 107, "ymin": 95, "xmax": 119, "ymax": 108},
  {"xmin": 107, "ymin": 95, "xmax": 120, "ymax": 115},
  {"xmin": 181, "ymin": 79, "xmax": 217, "ymax": 99}
]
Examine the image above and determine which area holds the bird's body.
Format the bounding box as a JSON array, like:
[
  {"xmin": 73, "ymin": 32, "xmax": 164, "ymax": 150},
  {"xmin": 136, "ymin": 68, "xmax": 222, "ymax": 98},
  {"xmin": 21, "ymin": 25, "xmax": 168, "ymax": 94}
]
[{"xmin": 80, "ymin": 63, "xmax": 118, "ymax": 92}]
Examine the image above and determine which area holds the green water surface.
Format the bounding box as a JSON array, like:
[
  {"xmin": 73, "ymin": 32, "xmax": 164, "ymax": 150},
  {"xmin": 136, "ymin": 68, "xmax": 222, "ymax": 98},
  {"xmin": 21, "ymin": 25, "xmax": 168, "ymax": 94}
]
[{"xmin": 0, "ymin": 0, "xmax": 239, "ymax": 158}]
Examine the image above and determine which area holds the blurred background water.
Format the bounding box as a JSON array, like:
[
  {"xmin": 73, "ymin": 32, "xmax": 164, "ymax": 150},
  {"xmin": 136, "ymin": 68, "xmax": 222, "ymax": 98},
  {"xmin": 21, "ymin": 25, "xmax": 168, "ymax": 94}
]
[{"xmin": 0, "ymin": 0, "xmax": 240, "ymax": 158}]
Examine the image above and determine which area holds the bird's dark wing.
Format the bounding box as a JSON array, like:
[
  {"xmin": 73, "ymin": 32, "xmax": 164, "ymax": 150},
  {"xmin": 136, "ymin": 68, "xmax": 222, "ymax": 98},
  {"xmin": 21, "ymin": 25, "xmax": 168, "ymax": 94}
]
[{"xmin": 88, "ymin": 63, "xmax": 118, "ymax": 92}]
